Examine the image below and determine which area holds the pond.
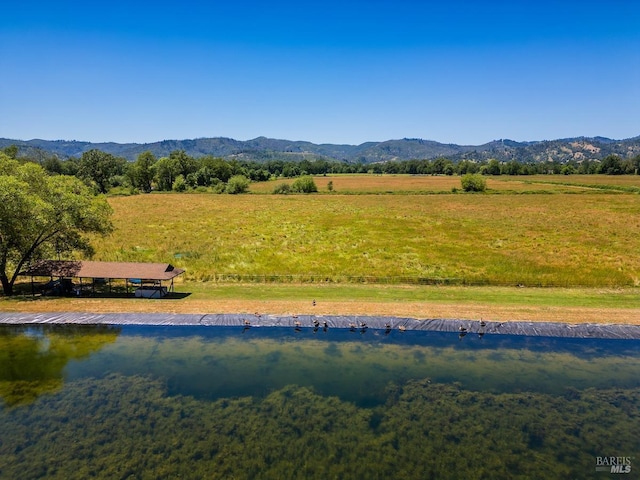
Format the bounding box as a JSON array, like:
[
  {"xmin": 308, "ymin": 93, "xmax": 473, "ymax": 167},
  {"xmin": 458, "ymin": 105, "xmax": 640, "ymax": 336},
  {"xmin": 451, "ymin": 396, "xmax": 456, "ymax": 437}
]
[{"xmin": 1, "ymin": 324, "xmax": 638, "ymax": 479}]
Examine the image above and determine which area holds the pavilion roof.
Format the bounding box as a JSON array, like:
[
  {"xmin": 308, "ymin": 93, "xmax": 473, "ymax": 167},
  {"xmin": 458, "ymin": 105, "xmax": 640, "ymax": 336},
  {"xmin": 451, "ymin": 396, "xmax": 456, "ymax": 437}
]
[{"xmin": 20, "ymin": 260, "xmax": 185, "ymax": 281}]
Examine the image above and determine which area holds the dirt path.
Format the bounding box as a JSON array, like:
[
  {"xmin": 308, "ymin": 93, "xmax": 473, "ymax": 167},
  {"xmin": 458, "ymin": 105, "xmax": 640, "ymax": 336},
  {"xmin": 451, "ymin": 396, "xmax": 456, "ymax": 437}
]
[{"xmin": 2, "ymin": 298, "xmax": 638, "ymax": 325}]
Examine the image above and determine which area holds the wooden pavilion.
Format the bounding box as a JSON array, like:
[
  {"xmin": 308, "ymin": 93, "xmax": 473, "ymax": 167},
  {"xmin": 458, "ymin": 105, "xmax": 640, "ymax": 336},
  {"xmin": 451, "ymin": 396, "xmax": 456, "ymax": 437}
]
[{"xmin": 20, "ymin": 260, "xmax": 185, "ymax": 297}]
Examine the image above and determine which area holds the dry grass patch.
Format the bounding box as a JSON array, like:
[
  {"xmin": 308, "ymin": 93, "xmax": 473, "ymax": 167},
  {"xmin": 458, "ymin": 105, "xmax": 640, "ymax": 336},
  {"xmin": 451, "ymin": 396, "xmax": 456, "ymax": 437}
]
[
  {"xmin": 2, "ymin": 290, "xmax": 638, "ymax": 325},
  {"xmin": 251, "ymin": 174, "xmax": 595, "ymax": 194},
  {"xmin": 531, "ymin": 175, "xmax": 640, "ymax": 188},
  {"xmin": 252, "ymin": 174, "xmax": 463, "ymax": 193}
]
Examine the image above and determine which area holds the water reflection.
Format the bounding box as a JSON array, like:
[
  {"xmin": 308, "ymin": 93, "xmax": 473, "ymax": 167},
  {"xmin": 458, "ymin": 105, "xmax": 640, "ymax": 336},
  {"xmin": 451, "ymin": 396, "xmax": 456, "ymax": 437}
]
[
  {"xmin": 57, "ymin": 325, "xmax": 640, "ymax": 406},
  {"xmin": 0, "ymin": 325, "xmax": 120, "ymax": 406}
]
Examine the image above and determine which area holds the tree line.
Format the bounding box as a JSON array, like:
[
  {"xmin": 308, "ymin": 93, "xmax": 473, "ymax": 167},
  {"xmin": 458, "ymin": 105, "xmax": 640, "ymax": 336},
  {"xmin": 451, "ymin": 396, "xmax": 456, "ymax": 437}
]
[{"xmin": 3, "ymin": 145, "xmax": 639, "ymax": 195}]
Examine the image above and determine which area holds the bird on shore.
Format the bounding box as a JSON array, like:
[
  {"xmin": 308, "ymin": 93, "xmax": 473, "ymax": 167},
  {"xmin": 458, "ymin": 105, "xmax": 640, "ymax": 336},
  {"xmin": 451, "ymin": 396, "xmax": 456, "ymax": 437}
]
[
  {"xmin": 242, "ymin": 319, "xmax": 251, "ymax": 333},
  {"xmin": 398, "ymin": 325, "xmax": 406, "ymax": 332},
  {"xmin": 458, "ymin": 325, "xmax": 468, "ymax": 340},
  {"xmin": 478, "ymin": 320, "xmax": 486, "ymax": 338}
]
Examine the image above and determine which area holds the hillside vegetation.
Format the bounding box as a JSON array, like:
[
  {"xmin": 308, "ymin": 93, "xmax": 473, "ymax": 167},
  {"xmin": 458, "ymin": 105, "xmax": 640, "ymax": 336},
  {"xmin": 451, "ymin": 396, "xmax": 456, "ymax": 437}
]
[{"xmin": 2, "ymin": 135, "xmax": 639, "ymax": 163}]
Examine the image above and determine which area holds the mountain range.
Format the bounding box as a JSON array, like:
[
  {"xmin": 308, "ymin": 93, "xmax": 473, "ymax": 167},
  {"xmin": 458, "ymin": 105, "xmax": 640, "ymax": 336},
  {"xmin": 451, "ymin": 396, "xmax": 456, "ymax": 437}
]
[{"xmin": 1, "ymin": 135, "xmax": 639, "ymax": 164}]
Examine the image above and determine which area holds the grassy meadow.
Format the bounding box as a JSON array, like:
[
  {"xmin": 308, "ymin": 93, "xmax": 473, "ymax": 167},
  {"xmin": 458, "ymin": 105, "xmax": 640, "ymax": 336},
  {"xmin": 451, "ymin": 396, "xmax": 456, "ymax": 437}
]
[
  {"xmin": 4, "ymin": 173, "xmax": 639, "ymax": 321},
  {"xmin": 89, "ymin": 176, "xmax": 640, "ymax": 288}
]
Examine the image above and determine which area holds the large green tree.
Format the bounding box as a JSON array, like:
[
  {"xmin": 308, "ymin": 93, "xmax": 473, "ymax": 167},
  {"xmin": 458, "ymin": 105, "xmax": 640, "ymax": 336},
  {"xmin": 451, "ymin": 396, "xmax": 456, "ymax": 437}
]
[
  {"xmin": 129, "ymin": 151, "xmax": 157, "ymax": 192},
  {"xmin": 0, "ymin": 154, "xmax": 113, "ymax": 295},
  {"xmin": 154, "ymin": 156, "xmax": 181, "ymax": 191},
  {"xmin": 598, "ymin": 154, "xmax": 623, "ymax": 175},
  {"xmin": 200, "ymin": 156, "xmax": 233, "ymax": 183},
  {"xmin": 77, "ymin": 149, "xmax": 127, "ymax": 193}
]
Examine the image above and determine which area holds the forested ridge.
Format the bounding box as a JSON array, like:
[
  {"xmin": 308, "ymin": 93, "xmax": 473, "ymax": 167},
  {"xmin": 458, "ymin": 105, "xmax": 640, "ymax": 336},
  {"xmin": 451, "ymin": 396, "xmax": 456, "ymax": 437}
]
[{"xmin": 1, "ymin": 135, "xmax": 639, "ymax": 164}]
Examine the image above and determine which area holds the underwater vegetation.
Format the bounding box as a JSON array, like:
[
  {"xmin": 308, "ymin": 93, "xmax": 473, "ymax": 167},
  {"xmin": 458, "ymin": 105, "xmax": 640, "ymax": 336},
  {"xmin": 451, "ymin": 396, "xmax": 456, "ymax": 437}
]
[
  {"xmin": 0, "ymin": 325, "xmax": 639, "ymax": 479},
  {"xmin": 0, "ymin": 374, "xmax": 638, "ymax": 479}
]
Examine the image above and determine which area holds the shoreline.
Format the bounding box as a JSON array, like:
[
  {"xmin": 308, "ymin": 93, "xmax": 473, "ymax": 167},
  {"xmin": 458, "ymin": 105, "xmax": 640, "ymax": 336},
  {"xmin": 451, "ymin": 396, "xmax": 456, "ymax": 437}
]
[
  {"xmin": 1, "ymin": 297, "xmax": 638, "ymax": 325},
  {"xmin": 2, "ymin": 312, "xmax": 640, "ymax": 339}
]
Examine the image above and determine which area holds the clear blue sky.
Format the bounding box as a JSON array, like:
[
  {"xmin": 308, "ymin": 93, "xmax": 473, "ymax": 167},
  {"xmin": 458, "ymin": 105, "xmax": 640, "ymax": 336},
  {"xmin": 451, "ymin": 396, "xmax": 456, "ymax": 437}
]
[{"xmin": 1, "ymin": 0, "xmax": 638, "ymax": 145}]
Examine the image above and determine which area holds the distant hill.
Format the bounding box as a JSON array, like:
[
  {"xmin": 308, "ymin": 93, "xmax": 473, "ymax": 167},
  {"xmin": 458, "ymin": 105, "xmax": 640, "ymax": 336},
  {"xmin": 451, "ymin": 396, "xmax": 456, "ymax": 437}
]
[{"xmin": 1, "ymin": 135, "xmax": 639, "ymax": 164}]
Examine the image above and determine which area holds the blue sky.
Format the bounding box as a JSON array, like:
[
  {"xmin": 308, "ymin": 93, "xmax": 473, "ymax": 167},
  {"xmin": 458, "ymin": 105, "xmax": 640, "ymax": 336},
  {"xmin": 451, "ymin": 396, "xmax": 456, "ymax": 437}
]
[{"xmin": 1, "ymin": 0, "xmax": 638, "ymax": 145}]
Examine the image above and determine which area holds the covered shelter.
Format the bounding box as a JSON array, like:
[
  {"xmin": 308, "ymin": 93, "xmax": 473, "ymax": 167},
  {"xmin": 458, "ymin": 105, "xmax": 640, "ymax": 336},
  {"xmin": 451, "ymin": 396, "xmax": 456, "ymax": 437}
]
[{"xmin": 20, "ymin": 260, "xmax": 185, "ymax": 298}]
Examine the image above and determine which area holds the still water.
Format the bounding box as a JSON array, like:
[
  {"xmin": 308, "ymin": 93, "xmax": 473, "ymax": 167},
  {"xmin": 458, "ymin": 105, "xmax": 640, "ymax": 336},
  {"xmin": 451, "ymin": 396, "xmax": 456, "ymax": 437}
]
[{"xmin": 1, "ymin": 324, "xmax": 639, "ymax": 479}]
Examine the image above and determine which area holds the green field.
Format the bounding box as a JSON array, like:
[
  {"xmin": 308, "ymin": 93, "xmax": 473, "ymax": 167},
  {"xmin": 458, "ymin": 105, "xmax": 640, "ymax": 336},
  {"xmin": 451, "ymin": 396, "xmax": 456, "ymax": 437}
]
[{"xmin": 90, "ymin": 176, "xmax": 640, "ymax": 288}]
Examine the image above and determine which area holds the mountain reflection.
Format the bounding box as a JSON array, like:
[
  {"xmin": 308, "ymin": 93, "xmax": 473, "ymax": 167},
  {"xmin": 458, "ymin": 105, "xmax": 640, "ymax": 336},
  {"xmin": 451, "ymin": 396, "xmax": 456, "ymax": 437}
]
[{"xmin": 0, "ymin": 325, "xmax": 120, "ymax": 407}]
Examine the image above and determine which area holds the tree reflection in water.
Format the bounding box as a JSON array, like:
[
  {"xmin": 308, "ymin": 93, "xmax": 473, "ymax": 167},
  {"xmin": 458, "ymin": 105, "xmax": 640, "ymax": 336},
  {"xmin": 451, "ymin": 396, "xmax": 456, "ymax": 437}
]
[{"xmin": 0, "ymin": 325, "xmax": 120, "ymax": 407}]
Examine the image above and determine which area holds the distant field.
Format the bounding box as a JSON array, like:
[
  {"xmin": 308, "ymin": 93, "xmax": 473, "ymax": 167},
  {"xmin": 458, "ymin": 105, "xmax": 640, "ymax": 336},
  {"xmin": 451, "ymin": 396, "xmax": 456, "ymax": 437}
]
[
  {"xmin": 251, "ymin": 175, "xmax": 464, "ymax": 193},
  {"xmin": 522, "ymin": 175, "xmax": 640, "ymax": 187},
  {"xmin": 90, "ymin": 190, "xmax": 640, "ymax": 287},
  {"xmin": 513, "ymin": 175, "xmax": 640, "ymax": 192},
  {"xmin": 250, "ymin": 174, "xmax": 636, "ymax": 194}
]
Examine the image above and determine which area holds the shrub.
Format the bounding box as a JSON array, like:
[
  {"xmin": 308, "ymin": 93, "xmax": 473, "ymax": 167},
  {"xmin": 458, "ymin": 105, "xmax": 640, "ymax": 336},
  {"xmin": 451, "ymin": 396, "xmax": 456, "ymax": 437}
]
[
  {"xmin": 461, "ymin": 174, "xmax": 487, "ymax": 192},
  {"xmin": 291, "ymin": 176, "xmax": 318, "ymax": 193},
  {"xmin": 172, "ymin": 174, "xmax": 187, "ymax": 192},
  {"xmin": 212, "ymin": 182, "xmax": 226, "ymax": 194},
  {"xmin": 273, "ymin": 183, "xmax": 292, "ymax": 194},
  {"xmin": 225, "ymin": 175, "xmax": 250, "ymax": 194}
]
